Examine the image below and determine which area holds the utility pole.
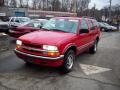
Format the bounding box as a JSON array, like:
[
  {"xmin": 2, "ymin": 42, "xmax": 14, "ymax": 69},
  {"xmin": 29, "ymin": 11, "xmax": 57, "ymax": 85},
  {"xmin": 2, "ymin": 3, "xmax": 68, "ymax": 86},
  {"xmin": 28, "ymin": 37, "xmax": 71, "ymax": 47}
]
[
  {"xmin": 0, "ymin": 0, "xmax": 4, "ymax": 6},
  {"xmin": 109, "ymin": 0, "xmax": 112, "ymax": 21},
  {"xmin": 73, "ymin": 0, "xmax": 77, "ymax": 13},
  {"xmin": 93, "ymin": 3, "xmax": 96, "ymax": 17}
]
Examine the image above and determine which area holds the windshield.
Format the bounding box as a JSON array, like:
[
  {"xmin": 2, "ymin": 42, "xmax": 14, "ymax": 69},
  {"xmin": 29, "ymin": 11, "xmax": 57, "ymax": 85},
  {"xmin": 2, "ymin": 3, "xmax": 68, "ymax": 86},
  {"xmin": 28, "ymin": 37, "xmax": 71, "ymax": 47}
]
[
  {"xmin": 19, "ymin": 18, "xmax": 30, "ymax": 23},
  {"xmin": 42, "ymin": 18, "xmax": 79, "ymax": 33},
  {"xmin": 99, "ymin": 22, "xmax": 105, "ymax": 26},
  {"xmin": 20, "ymin": 21, "xmax": 41, "ymax": 28}
]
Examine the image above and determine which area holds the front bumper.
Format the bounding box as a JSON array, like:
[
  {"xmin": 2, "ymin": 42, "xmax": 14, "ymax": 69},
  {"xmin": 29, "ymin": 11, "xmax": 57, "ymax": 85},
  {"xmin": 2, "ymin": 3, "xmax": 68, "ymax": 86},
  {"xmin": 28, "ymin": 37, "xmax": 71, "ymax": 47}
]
[
  {"xmin": 14, "ymin": 49, "xmax": 64, "ymax": 67},
  {"xmin": 9, "ymin": 30, "xmax": 26, "ymax": 38}
]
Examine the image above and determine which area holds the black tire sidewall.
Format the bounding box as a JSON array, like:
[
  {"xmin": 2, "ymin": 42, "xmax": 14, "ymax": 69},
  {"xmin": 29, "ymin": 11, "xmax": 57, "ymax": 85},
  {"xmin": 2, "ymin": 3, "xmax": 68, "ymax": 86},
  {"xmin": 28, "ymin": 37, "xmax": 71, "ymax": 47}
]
[
  {"xmin": 89, "ymin": 41, "xmax": 98, "ymax": 54},
  {"xmin": 62, "ymin": 50, "xmax": 75, "ymax": 73}
]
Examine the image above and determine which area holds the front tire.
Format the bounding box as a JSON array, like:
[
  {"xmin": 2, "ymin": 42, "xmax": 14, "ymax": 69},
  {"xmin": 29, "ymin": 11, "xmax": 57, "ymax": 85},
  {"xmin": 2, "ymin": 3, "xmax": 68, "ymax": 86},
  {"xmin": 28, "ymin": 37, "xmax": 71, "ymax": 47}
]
[
  {"xmin": 61, "ymin": 50, "xmax": 75, "ymax": 73},
  {"xmin": 25, "ymin": 61, "xmax": 33, "ymax": 66},
  {"xmin": 101, "ymin": 28, "xmax": 105, "ymax": 32}
]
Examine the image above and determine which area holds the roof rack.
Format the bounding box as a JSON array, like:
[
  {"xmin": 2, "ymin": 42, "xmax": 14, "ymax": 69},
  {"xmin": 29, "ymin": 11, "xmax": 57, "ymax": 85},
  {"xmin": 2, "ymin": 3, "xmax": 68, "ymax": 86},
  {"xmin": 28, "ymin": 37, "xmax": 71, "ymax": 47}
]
[{"xmin": 82, "ymin": 16, "xmax": 95, "ymax": 19}]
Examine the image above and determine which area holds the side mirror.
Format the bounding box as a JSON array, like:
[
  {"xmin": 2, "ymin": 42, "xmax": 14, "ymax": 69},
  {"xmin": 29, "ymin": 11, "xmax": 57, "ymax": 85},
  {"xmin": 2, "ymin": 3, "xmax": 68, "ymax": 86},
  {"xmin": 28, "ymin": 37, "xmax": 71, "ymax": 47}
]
[
  {"xmin": 38, "ymin": 25, "xmax": 42, "ymax": 29},
  {"xmin": 80, "ymin": 29, "xmax": 89, "ymax": 33},
  {"xmin": 40, "ymin": 26, "xmax": 42, "ymax": 29}
]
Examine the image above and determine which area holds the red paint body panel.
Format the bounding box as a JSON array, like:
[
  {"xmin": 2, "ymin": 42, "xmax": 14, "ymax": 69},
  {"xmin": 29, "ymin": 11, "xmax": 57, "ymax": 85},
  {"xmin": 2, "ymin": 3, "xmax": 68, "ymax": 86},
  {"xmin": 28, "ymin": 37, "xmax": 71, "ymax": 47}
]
[
  {"xmin": 15, "ymin": 52, "xmax": 63, "ymax": 67},
  {"xmin": 9, "ymin": 26, "xmax": 40, "ymax": 38},
  {"xmin": 15, "ymin": 17, "xmax": 101, "ymax": 67}
]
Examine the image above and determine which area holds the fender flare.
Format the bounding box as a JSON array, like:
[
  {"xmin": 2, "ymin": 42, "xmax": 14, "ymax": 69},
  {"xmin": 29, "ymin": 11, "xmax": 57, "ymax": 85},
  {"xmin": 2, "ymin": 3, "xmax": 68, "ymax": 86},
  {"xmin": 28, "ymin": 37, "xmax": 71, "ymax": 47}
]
[{"xmin": 62, "ymin": 43, "xmax": 76, "ymax": 55}]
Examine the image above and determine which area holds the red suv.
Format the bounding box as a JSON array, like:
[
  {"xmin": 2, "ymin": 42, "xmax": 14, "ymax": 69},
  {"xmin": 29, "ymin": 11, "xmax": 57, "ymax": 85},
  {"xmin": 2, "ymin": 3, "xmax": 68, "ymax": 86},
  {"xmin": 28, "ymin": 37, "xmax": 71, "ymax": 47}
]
[{"xmin": 15, "ymin": 17, "xmax": 100, "ymax": 73}]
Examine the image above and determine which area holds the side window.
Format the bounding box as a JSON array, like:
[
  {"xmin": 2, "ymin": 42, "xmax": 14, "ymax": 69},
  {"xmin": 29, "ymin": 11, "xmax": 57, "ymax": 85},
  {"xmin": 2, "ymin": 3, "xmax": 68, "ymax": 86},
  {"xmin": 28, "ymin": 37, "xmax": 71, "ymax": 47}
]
[
  {"xmin": 80, "ymin": 19, "xmax": 89, "ymax": 30},
  {"xmin": 15, "ymin": 18, "xmax": 20, "ymax": 23},
  {"xmin": 19, "ymin": 18, "xmax": 30, "ymax": 23},
  {"xmin": 88, "ymin": 20, "xmax": 94, "ymax": 30},
  {"xmin": 10, "ymin": 18, "xmax": 14, "ymax": 22}
]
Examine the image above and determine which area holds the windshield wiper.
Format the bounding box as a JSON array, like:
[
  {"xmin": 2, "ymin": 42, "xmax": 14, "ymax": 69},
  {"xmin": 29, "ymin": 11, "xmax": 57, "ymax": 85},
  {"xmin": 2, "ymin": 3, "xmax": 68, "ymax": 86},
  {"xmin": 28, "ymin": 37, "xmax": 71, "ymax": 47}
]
[
  {"xmin": 42, "ymin": 28, "xmax": 51, "ymax": 31},
  {"xmin": 49, "ymin": 29, "xmax": 68, "ymax": 33}
]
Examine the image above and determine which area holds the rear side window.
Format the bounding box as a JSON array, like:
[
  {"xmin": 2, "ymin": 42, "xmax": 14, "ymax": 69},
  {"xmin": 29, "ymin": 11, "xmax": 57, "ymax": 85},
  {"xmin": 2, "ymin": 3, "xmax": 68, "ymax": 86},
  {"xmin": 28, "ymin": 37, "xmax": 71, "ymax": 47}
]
[
  {"xmin": 88, "ymin": 20, "xmax": 94, "ymax": 30},
  {"xmin": 80, "ymin": 19, "xmax": 89, "ymax": 29},
  {"xmin": 93, "ymin": 20, "xmax": 99, "ymax": 27}
]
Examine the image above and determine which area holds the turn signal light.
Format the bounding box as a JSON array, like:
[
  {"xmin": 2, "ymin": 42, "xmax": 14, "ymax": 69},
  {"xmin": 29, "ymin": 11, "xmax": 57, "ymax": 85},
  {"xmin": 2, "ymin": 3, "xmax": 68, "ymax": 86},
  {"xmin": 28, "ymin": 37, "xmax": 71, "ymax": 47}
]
[
  {"xmin": 47, "ymin": 51, "xmax": 60, "ymax": 57},
  {"xmin": 16, "ymin": 44, "xmax": 21, "ymax": 49}
]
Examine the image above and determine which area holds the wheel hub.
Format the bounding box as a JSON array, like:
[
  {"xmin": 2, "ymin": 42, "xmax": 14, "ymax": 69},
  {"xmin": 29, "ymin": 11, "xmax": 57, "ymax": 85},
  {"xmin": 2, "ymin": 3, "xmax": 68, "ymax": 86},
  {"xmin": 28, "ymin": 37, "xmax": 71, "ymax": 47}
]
[{"xmin": 66, "ymin": 54, "xmax": 73, "ymax": 69}]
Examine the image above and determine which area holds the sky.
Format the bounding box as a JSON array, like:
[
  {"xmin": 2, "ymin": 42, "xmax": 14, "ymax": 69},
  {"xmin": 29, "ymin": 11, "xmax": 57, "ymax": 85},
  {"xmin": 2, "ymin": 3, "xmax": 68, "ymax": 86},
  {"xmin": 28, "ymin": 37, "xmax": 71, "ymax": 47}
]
[{"xmin": 89, "ymin": 0, "xmax": 120, "ymax": 10}]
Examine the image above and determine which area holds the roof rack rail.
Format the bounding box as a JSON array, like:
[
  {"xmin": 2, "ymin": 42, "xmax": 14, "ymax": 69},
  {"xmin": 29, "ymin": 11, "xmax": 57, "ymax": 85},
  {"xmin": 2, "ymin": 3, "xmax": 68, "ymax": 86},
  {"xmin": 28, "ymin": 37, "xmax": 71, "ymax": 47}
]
[{"xmin": 82, "ymin": 16, "xmax": 95, "ymax": 19}]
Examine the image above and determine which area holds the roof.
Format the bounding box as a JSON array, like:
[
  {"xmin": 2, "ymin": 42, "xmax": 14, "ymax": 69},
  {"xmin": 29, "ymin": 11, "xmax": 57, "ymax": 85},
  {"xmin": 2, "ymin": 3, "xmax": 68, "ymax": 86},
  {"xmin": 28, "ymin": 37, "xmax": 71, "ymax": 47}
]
[
  {"xmin": 54, "ymin": 17, "xmax": 82, "ymax": 20},
  {"xmin": 53, "ymin": 17, "xmax": 96, "ymax": 21}
]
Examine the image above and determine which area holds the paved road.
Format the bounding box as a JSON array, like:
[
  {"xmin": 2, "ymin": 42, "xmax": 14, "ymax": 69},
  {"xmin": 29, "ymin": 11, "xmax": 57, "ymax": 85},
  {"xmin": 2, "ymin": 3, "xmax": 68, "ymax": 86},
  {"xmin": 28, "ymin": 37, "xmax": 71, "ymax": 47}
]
[{"xmin": 0, "ymin": 32, "xmax": 120, "ymax": 90}]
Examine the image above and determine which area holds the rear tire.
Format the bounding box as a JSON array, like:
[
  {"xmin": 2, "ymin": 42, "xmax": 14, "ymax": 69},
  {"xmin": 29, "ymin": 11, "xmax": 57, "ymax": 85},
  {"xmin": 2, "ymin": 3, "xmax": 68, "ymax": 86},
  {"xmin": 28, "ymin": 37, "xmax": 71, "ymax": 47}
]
[
  {"xmin": 61, "ymin": 50, "xmax": 75, "ymax": 73},
  {"xmin": 89, "ymin": 41, "xmax": 98, "ymax": 54},
  {"xmin": 101, "ymin": 28, "xmax": 105, "ymax": 32}
]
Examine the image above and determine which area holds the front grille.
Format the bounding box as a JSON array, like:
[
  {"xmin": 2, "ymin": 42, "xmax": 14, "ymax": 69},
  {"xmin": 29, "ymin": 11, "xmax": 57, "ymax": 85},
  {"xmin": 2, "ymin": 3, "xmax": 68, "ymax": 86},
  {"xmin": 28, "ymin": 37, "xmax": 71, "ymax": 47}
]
[
  {"xmin": 23, "ymin": 43, "xmax": 42, "ymax": 49},
  {"xmin": 20, "ymin": 48, "xmax": 45, "ymax": 56},
  {"xmin": 21, "ymin": 42, "xmax": 44, "ymax": 56}
]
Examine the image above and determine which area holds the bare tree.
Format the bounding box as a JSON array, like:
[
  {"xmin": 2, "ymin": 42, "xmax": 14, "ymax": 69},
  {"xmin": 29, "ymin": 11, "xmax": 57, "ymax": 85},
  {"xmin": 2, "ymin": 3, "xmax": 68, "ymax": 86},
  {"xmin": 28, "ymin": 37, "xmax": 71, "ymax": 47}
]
[
  {"xmin": 9, "ymin": 0, "xmax": 17, "ymax": 8},
  {"xmin": 109, "ymin": 0, "xmax": 112, "ymax": 20},
  {"xmin": 4, "ymin": 0, "xmax": 9, "ymax": 6},
  {"xmin": 26, "ymin": 0, "xmax": 30, "ymax": 8},
  {"xmin": 19, "ymin": 0, "xmax": 23, "ymax": 7},
  {"xmin": 51, "ymin": 0, "xmax": 61, "ymax": 11},
  {"xmin": 0, "ymin": 0, "xmax": 4, "ymax": 6}
]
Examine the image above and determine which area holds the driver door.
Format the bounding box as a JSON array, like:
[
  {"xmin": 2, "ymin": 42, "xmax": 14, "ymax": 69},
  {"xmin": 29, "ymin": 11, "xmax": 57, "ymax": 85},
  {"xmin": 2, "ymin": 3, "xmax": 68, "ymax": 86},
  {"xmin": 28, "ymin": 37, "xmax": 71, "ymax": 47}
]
[{"xmin": 75, "ymin": 19, "xmax": 91, "ymax": 53}]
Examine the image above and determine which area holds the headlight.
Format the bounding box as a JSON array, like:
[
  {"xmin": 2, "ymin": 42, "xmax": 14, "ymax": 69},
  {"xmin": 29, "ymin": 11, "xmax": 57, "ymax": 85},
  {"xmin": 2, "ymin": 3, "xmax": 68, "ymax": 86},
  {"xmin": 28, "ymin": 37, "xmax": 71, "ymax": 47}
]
[
  {"xmin": 43, "ymin": 45, "xmax": 60, "ymax": 57},
  {"xmin": 43, "ymin": 45, "xmax": 58, "ymax": 51},
  {"xmin": 16, "ymin": 40, "xmax": 22, "ymax": 48},
  {"xmin": 16, "ymin": 40, "xmax": 22, "ymax": 45}
]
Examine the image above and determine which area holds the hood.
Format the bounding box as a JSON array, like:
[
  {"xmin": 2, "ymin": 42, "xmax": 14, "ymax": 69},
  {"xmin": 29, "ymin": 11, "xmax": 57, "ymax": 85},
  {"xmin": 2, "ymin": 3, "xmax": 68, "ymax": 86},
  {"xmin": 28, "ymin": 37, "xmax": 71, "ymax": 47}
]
[
  {"xmin": 19, "ymin": 31, "xmax": 75, "ymax": 45},
  {"xmin": 16, "ymin": 26, "xmax": 39, "ymax": 30}
]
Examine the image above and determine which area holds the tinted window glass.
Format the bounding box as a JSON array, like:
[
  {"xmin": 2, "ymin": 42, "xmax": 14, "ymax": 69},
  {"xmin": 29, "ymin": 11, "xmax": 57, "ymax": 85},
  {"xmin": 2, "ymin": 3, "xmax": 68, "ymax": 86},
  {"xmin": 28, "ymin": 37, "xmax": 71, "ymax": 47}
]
[
  {"xmin": 93, "ymin": 20, "xmax": 99, "ymax": 27},
  {"xmin": 88, "ymin": 20, "xmax": 94, "ymax": 30},
  {"xmin": 19, "ymin": 18, "xmax": 30, "ymax": 22},
  {"xmin": 10, "ymin": 18, "xmax": 14, "ymax": 22},
  {"xmin": 80, "ymin": 19, "xmax": 88, "ymax": 29},
  {"xmin": 15, "ymin": 18, "xmax": 20, "ymax": 23},
  {"xmin": 42, "ymin": 18, "xmax": 78, "ymax": 33}
]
